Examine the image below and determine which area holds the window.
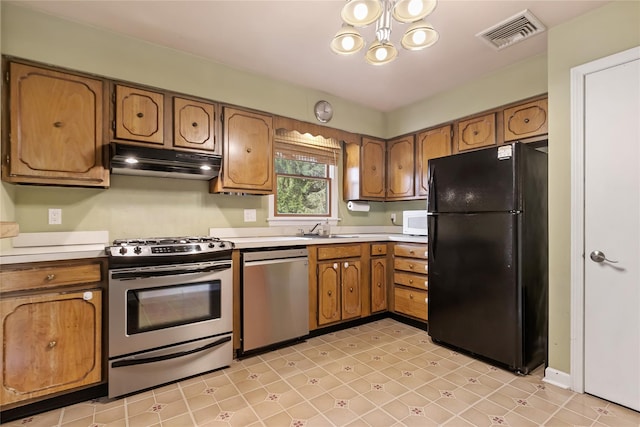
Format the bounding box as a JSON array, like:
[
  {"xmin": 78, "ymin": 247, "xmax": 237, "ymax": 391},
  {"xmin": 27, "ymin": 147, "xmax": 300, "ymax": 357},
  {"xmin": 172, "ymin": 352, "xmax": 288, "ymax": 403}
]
[
  {"xmin": 269, "ymin": 129, "xmax": 340, "ymax": 223},
  {"xmin": 275, "ymin": 158, "xmax": 330, "ymax": 216}
]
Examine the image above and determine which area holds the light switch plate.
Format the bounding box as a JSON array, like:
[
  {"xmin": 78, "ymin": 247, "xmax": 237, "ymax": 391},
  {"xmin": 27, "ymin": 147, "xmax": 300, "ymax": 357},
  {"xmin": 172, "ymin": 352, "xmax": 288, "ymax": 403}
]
[
  {"xmin": 48, "ymin": 208, "xmax": 62, "ymax": 225},
  {"xmin": 244, "ymin": 209, "xmax": 257, "ymax": 222}
]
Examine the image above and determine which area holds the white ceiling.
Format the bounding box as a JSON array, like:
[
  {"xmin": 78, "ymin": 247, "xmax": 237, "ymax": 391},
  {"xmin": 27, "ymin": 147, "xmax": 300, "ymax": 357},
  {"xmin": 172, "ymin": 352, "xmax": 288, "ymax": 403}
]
[{"xmin": 9, "ymin": 0, "xmax": 609, "ymax": 112}]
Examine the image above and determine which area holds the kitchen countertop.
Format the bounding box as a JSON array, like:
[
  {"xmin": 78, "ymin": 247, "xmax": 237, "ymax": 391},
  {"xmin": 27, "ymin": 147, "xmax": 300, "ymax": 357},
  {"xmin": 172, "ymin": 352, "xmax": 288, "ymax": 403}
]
[{"xmin": 228, "ymin": 233, "xmax": 427, "ymax": 249}]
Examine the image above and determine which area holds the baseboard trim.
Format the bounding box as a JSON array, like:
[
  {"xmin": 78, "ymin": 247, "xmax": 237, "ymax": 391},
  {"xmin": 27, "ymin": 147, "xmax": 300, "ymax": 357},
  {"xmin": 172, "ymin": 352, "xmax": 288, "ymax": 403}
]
[{"xmin": 543, "ymin": 367, "xmax": 571, "ymax": 389}]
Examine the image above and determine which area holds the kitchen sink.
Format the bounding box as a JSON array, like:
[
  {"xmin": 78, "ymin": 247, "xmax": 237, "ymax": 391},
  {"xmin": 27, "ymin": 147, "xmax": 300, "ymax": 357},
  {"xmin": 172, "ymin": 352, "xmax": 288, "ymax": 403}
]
[{"xmin": 301, "ymin": 234, "xmax": 357, "ymax": 239}]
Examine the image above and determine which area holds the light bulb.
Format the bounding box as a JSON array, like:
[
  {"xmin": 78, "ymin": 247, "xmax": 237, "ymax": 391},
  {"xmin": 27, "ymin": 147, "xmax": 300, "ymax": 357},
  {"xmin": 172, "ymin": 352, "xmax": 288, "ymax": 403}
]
[
  {"xmin": 341, "ymin": 36, "xmax": 355, "ymax": 51},
  {"xmin": 375, "ymin": 47, "xmax": 388, "ymax": 61},
  {"xmin": 200, "ymin": 165, "xmax": 212, "ymax": 171},
  {"xmin": 125, "ymin": 157, "xmax": 138, "ymax": 164},
  {"xmin": 412, "ymin": 29, "xmax": 427, "ymax": 45},
  {"xmin": 408, "ymin": 0, "xmax": 423, "ymax": 16},
  {"xmin": 353, "ymin": 3, "xmax": 368, "ymax": 21}
]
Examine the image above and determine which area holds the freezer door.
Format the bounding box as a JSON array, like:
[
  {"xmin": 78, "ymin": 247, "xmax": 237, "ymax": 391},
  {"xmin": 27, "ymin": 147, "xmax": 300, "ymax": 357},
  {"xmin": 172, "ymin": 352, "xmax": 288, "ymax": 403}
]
[
  {"xmin": 427, "ymin": 144, "xmax": 517, "ymax": 213},
  {"xmin": 428, "ymin": 212, "xmax": 522, "ymax": 369}
]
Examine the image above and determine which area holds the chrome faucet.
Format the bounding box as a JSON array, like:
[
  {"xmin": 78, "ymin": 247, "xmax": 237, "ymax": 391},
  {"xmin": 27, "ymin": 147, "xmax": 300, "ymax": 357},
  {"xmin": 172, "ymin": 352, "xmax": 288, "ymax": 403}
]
[{"xmin": 308, "ymin": 223, "xmax": 322, "ymax": 235}]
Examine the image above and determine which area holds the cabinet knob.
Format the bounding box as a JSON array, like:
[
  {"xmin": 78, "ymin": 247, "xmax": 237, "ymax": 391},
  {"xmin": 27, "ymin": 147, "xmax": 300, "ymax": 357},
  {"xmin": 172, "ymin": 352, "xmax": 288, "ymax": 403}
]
[
  {"xmin": 136, "ymin": 112, "xmax": 144, "ymax": 118},
  {"xmin": 409, "ymin": 279, "xmax": 413, "ymax": 284},
  {"xmin": 377, "ymin": 248, "xmax": 382, "ymax": 253},
  {"xmin": 328, "ymin": 290, "xmax": 332, "ymax": 296},
  {"xmin": 344, "ymin": 262, "xmax": 349, "ymax": 268},
  {"xmin": 246, "ymin": 147, "xmax": 252, "ymax": 153},
  {"xmin": 473, "ymin": 130, "xmax": 479, "ymax": 136},
  {"xmin": 192, "ymin": 122, "xmax": 198, "ymax": 127},
  {"xmin": 410, "ymin": 294, "xmax": 414, "ymax": 299},
  {"xmin": 409, "ymin": 250, "xmax": 415, "ymax": 254},
  {"xmin": 409, "ymin": 264, "xmax": 414, "ymax": 269},
  {"xmin": 333, "ymin": 263, "xmax": 338, "ymax": 269},
  {"xmin": 46, "ymin": 274, "xmax": 55, "ymax": 281},
  {"xmin": 398, "ymin": 164, "xmax": 403, "ymax": 170},
  {"xmin": 48, "ymin": 340, "xmax": 57, "ymax": 348},
  {"xmin": 349, "ymin": 287, "xmax": 353, "ymax": 292},
  {"xmin": 53, "ymin": 121, "xmax": 63, "ymax": 128},
  {"xmin": 372, "ymin": 166, "xmax": 376, "ymax": 171},
  {"xmin": 524, "ymin": 118, "xmax": 530, "ymax": 123},
  {"xmin": 377, "ymin": 283, "xmax": 382, "ymax": 287}
]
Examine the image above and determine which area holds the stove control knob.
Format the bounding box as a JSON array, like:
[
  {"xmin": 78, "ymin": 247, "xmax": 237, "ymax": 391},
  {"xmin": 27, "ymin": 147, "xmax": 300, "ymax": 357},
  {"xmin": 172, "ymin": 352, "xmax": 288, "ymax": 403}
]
[
  {"xmin": 119, "ymin": 246, "xmax": 128, "ymax": 255},
  {"xmin": 208, "ymin": 243, "xmax": 216, "ymax": 248},
  {"xmin": 218, "ymin": 242, "xmax": 226, "ymax": 248},
  {"xmin": 134, "ymin": 246, "xmax": 142, "ymax": 255}
]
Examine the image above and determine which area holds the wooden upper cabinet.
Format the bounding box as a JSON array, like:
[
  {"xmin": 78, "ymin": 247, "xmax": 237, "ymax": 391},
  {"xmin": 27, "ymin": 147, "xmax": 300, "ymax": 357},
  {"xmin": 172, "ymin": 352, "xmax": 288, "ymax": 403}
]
[
  {"xmin": 114, "ymin": 84, "xmax": 164, "ymax": 145},
  {"xmin": 173, "ymin": 97, "xmax": 217, "ymax": 153},
  {"xmin": 386, "ymin": 135, "xmax": 415, "ymax": 200},
  {"xmin": 361, "ymin": 137, "xmax": 386, "ymax": 200},
  {"xmin": 211, "ymin": 107, "xmax": 273, "ymax": 193},
  {"xmin": 3, "ymin": 62, "xmax": 109, "ymax": 187},
  {"xmin": 503, "ymin": 98, "xmax": 548, "ymax": 142},
  {"xmin": 456, "ymin": 112, "xmax": 496, "ymax": 152},
  {"xmin": 416, "ymin": 124, "xmax": 452, "ymax": 197}
]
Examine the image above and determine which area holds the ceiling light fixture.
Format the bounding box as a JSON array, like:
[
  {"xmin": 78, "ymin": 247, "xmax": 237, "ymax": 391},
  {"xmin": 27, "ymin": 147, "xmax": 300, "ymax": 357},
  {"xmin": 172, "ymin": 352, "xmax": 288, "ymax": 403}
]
[{"xmin": 331, "ymin": 0, "xmax": 439, "ymax": 65}]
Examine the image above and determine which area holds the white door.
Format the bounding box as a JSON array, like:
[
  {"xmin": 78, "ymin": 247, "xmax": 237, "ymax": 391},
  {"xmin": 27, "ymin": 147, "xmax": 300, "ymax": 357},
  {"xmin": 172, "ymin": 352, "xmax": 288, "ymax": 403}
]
[{"xmin": 583, "ymin": 56, "xmax": 640, "ymax": 411}]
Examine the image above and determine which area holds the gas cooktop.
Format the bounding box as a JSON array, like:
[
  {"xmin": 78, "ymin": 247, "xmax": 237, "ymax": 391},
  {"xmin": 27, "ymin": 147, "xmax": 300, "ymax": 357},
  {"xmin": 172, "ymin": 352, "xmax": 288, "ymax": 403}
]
[{"xmin": 107, "ymin": 236, "xmax": 234, "ymax": 258}]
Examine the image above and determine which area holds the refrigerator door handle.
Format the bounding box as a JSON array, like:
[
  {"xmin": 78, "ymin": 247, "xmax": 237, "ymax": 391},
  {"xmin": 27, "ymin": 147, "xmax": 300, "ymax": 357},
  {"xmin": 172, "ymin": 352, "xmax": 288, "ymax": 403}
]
[
  {"xmin": 427, "ymin": 165, "xmax": 436, "ymax": 212},
  {"xmin": 429, "ymin": 217, "xmax": 437, "ymax": 261}
]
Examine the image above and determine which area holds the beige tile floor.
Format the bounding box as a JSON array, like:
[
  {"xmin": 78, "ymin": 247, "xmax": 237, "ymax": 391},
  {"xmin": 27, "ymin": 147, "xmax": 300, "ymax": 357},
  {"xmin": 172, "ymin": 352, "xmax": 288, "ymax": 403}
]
[{"xmin": 3, "ymin": 319, "xmax": 639, "ymax": 427}]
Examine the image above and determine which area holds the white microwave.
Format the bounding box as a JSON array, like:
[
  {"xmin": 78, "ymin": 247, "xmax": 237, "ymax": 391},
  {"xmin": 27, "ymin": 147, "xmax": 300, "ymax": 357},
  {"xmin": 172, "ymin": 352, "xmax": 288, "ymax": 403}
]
[{"xmin": 403, "ymin": 210, "xmax": 428, "ymax": 236}]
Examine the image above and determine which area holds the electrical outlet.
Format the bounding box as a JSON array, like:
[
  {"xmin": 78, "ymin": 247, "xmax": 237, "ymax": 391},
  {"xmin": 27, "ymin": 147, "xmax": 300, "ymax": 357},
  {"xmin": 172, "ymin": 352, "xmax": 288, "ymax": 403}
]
[
  {"xmin": 391, "ymin": 213, "xmax": 397, "ymax": 222},
  {"xmin": 244, "ymin": 209, "xmax": 257, "ymax": 222},
  {"xmin": 48, "ymin": 208, "xmax": 62, "ymax": 225}
]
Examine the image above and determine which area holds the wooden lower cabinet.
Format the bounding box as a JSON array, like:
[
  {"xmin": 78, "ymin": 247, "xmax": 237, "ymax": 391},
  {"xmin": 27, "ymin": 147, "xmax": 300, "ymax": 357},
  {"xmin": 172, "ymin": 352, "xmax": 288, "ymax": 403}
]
[
  {"xmin": 0, "ymin": 289, "xmax": 102, "ymax": 406},
  {"xmin": 370, "ymin": 243, "xmax": 388, "ymax": 313},
  {"xmin": 317, "ymin": 259, "xmax": 361, "ymax": 325},
  {"xmin": 392, "ymin": 243, "xmax": 428, "ymax": 322},
  {"xmin": 0, "ymin": 258, "xmax": 105, "ymax": 409}
]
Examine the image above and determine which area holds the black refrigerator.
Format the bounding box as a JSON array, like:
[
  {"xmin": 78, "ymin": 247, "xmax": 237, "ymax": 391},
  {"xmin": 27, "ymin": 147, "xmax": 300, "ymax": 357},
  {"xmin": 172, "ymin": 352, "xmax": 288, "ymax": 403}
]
[{"xmin": 427, "ymin": 142, "xmax": 548, "ymax": 374}]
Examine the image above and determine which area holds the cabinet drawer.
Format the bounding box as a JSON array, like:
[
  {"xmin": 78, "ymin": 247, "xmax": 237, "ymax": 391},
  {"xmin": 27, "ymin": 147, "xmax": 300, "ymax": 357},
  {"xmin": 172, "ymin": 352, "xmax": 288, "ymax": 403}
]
[
  {"xmin": 370, "ymin": 243, "xmax": 387, "ymax": 256},
  {"xmin": 394, "ymin": 272, "xmax": 428, "ymax": 290},
  {"xmin": 394, "ymin": 286, "xmax": 427, "ymax": 320},
  {"xmin": 394, "ymin": 243, "xmax": 427, "ymax": 259},
  {"xmin": 0, "ymin": 263, "xmax": 102, "ymax": 293},
  {"xmin": 394, "ymin": 258, "xmax": 428, "ymax": 275},
  {"xmin": 317, "ymin": 245, "xmax": 361, "ymax": 260}
]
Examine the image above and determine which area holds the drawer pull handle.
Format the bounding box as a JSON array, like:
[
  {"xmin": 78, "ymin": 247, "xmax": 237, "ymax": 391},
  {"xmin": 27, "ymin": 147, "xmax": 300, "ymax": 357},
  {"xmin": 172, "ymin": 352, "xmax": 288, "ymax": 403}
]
[
  {"xmin": 48, "ymin": 341, "xmax": 57, "ymax": 348},
  {"xmin": 53, "ymin": 121, "xmax": 63, "ymax": 128},
  {"xmin": 46, "ymin": 274, "xmax": 55, "ymax": 281},
  {"xmin": 409, "ymin": 264, "xmax": 414, "ymax": 269},
  {"xmin": 377, "ymin": 248, "xmax": 382, "ymax": 253},
  {"xmin": 409, "ymin": 250, "xmax": 414, "ymax": 254},
  {"xmin": 328, "ymin": 290, "xmax": 332, "ymax": 296},
  {"xmin": 409, "ymin": 279, "xmax": 413, "ymax": 284},
  {"xmin": 136, "ymin": 112, "xmax": 144, "ymax": 118},
  {"xmin": 410, "ymin": 294, "xmax": 414, "ymax": 299}
]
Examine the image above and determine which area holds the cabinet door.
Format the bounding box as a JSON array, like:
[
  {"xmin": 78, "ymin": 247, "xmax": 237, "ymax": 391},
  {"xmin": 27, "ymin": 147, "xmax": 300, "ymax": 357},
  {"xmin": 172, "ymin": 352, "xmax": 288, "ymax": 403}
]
[
  {"xmin": 173, "ymin": 97, "xmax": 217, "ymax": 153},
  {"xmin": 361, "ymin": 137, "xmax": 386, "ymax": 200},
  {"xmin": 0, "ymin": 289, "xmax": 102, "ymax": 406},
  {"xmin": 371, "ymin": 257, "xmax": 387, "ymax": 313},
  {"xmin": 6, "ymin": 62, "xmax": 108, "ymax": 187},
  {"xmin": 221, "ymin": 107, "xmax": 273, "ymax": 192},
  {"xmin": 386, "ymin": 135, "xmax": 415, "ymax": 200},
  {"xmin": 456, "ymin": 113, "xmax": 496, "ymax": 152},
  {"xmin": 503, "ymin": 98, "xmax": 548, "ymax": 142},
  {"xmin": 341, "ymin": 260, "xmax": 361, "ymax": 320},
  {"xmin": 318, "ymin": 262, "xmax": 340, "ymax": 325},
  {"xmin": 114, "ymin": 85, "xmax": 164, "ymax": 145},
  {"xmin": 416, "ymin": 125, "xmax": 452, "ymax": 197}
]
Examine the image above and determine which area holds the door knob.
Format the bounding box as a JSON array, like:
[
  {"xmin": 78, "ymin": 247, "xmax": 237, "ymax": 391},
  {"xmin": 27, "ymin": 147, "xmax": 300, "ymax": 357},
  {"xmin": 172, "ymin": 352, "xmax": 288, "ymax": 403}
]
[{"xmin": 590, "ymin": 250, "xmax": 618, "ymax": 263}]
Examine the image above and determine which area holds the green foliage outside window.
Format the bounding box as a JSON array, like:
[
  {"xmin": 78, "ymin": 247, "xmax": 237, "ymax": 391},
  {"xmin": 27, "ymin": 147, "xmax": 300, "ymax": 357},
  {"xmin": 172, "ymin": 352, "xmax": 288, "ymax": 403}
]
[{"xmin": 275, "ymin": 158, "xmax": 329, "ymax": 215}]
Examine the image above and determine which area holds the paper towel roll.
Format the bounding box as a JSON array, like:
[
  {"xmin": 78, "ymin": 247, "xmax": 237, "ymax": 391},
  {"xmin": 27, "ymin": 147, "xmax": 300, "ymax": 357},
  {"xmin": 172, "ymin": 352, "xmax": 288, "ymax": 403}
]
[{"xmin": 347, "ymin": 201, "xmax": 370, "ymax": 212}]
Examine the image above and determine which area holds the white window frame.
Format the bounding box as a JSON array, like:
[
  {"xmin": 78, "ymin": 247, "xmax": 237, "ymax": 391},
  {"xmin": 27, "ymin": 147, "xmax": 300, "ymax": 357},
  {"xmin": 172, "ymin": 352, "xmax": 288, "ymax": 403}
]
[{"xmin": 267, "ymin": 164, "xmax": 340, "ymax": 227}]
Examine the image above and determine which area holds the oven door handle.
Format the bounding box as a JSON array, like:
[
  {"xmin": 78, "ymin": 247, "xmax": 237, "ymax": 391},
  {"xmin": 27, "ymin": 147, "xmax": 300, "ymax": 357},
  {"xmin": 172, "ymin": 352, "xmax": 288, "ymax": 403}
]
[
  {"xmin": 112, "ymin": 262, "xmax": 232, "ymax": 280},
  {"xmin": 111, "ymin": 336, "xmax": 232, "ymax": 368}
]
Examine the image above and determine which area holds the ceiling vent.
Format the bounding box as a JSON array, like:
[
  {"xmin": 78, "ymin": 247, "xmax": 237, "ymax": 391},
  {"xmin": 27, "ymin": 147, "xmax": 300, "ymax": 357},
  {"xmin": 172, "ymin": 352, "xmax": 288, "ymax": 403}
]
[{"xmin": 476, "ymin": 9, "xmax": 546, "ymax": 50}]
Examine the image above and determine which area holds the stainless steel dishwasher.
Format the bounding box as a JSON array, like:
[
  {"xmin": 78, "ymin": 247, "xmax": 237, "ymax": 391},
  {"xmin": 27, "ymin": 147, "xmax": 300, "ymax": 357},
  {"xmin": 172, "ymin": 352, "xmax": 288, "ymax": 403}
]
[{"xmin": 241, "ymin": 247, "xmax": 309, "ymax": 353}]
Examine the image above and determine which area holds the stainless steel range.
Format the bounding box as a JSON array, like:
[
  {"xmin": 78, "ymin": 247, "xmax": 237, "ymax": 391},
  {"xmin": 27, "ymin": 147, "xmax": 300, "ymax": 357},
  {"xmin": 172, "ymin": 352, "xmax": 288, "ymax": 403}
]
[{"xmin": 106, "ymin": 236, "xmax": 234, "ymax": 398}]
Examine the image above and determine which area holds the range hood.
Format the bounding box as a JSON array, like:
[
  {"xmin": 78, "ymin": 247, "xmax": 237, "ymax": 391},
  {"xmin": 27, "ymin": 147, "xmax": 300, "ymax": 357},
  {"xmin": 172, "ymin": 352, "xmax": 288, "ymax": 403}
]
[{"xmin": 110, "ymin": 144, "xmax": 221, "ymax": 180}]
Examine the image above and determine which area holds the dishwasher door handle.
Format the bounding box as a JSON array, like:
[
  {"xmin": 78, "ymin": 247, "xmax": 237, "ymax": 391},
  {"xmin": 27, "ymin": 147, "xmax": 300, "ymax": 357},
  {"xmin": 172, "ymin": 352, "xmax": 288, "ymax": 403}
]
[{"xmin": 243, "ymin": 257, "xmax": 308, "ymax": 268}]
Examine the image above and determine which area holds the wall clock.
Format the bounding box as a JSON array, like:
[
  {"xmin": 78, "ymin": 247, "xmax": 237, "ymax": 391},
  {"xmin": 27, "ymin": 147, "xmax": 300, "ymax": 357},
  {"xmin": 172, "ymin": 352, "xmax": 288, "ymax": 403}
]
[{"xmin": 314, "ymin": 100, "xmax": 333, "ymax": 123}]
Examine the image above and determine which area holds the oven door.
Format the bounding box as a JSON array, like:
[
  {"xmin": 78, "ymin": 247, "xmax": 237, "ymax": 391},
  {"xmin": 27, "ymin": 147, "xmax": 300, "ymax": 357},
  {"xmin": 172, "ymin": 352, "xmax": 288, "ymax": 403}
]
[{"xmin": 108, "ymin": 260, "xmax": 232, "ymax": 358}]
